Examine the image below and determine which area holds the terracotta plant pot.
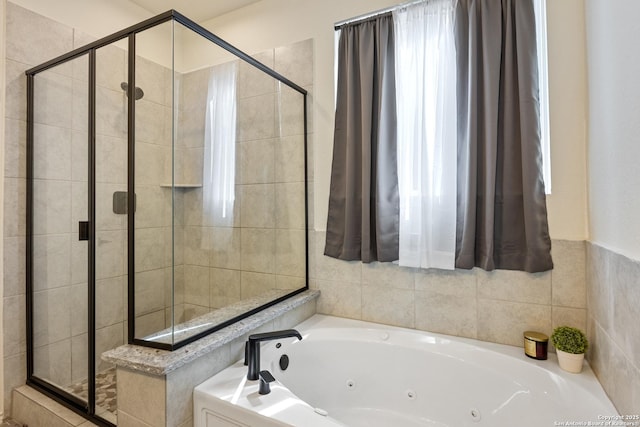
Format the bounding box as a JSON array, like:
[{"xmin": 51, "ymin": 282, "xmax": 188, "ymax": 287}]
[{"xmin": 556, "ymin": 349, "xmax": 584, "ymax": 373}]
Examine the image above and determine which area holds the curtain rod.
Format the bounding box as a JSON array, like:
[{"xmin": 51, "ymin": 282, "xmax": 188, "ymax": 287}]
[{"xmin": 333, "ymin": 0, "xmax": 428, "ymax": 30}]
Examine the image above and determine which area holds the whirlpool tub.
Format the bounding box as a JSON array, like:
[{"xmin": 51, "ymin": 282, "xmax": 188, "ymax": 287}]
[{"xmin": 194, "ymin": 315, "xmax": 618, "ymax": 427}]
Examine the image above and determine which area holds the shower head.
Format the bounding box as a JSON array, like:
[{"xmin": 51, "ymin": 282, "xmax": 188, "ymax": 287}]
[{"xmin": 120, "ymin": 82, "xmax": 144, "ymax": 100}]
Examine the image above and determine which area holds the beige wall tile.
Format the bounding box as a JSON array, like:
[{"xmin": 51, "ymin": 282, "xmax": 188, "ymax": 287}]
[
  {"xmin": 33, "ymin": 180, "xmax": 72, "ymax": 234},
  {"xmin": 4, "ymin": 236, "xmax": 26, "ymax": 297},
  {"xmin": 240, "ymin": 139, "xmax": 275, "ymax": 184},
  {"xmin": 209, "ymin": 227, "xmax": 241, "ymax": 270},
  {"xmin": 71, "ymin": 334, "xmax": 88, "ymax": 384},
  {"xmin": 241, "ymin": 228, "xmax": 275, "ymax": 274},
  {"xmin": 71, "ymin": 130, "xmax": 89, "ymax": 182},
  {"xmin": 183, "ymin": 225, "xmax": 210, "ymax": 267},
  {"xmin": 3, "ymin": 295, "xmax": 26, "ymax": 357},
  {"xmin": 415, "ymin": 290, "xmax": 477, "ymax": 338},
  {"xmin": 275, "ymin": 134, "xmax": 305, "ymax": 183},
  {"xmin": 275, "ymin": 39, "xmax": 313, "ymax": 88},
  {"xmin": 33, "ymin": 287, "xmax": 71, "ymax": 347},
  {"xmin": 32, "ymin": 233, "xmax": 71, "ymax": 290},
  {"xmin": 414, "ymin": 270, "xmax": 477, "ymax": 339},
  {"xmin": 33, "ymin": 123, "xmax": 72, "ymax": 180},
  {"xmin": 241, "ymin": 271, "xmax": 276, "ymax": 300},
  {"xmin": 477, "ymin": 269, "xmax": 551, "ymax": 305},
  {"xmin": 314, "ymin": 232, "xmax": 361, "ymax": 283},
  {"xmin": 551, "ymin": 240, "xmax": 587, "ymax": 308},
  {"xmin": 96, "ymin": 43, "xmax": 125, "ymax": 92},
  {"xmin": 96, "ymin": 134, "xmax": 127, "ymax": 185},
  {"xmin": 33, "ymin": 339, "xmax": 71, "ymax": 387},
  {"xmin": 134, "ymin": 270, "xmax": 165, "ymax": 317},
  {"xmin": 275, "ymin": 182, "xmax": 305, "ymax": 229},
  {"xmin": 96, "ymin": 229, "xmax": 125, "ymax": 279},
  {"xmin": 166, "ymin": 345, "xmax": 233, "ymax": 427},
  {"xmin": 276, "ymin": 85, "xmax": 305, "ymax": 138},
  {"xmin": 552, "ymin": 306, "xmax": 587, "ymax": 333},
  {"xmin": 117, "ymin": 368, "xmax": 166, "ymax": 427},
  {"xmin": 362, "ymin": 285, "xmax": 414, "ymax": 328},
  {"xmin": 96, "ymin": 86, "xmax": 125, "ymax": 138},
  {"xmin": 136, "ymin": 56, "xmax": 168, "ymax": 106},
  {"xmin": 237, "ymin": 93, "xmax": 275, "ymax": 141},
  {"xmin": 33, "ymin": 71, "xmax": 73, "ymax": 128},
  {"xmin": 96, "ymin": 323, "xmax": 124, "ymax": 372},
  {"xmin": 134, "ymin": 228, "xmax": 165, "ymax": 272},
  {"xmin": 5, "ymin": 59, "xmax": 28, "ymax": 121},
  {"xmin": 4, "ymin": 118, "xmax": 26, "ymax": 178},
  {"xmin": 240, "ymin": 184, "xmax": 275, "ymax": 228},
  {"xmin": 316, "ymin": 280, "xmax": 361, "ymax": 320},
  {"xmin": 117, "ymin": 410, "xmax": 155, "ymax": 427},
  {"xmin": 6, "ymin": 2, "xmax": 73, "ymax": 66},
  {"xmin": 184, "ymin": 265, "xmax": 209, "ymax": 305},
  {"xmin": 478, "ymin": 299, "xmax": 551, "ymax": 346},
  {"xmin": 239, "ymin": 50, "xmax": 275, "ymax": 99},
  {"xmin": 586, "ymin": 244, "xmax": 614, "ymax": 334},
  {"xmin": 275, "ymin": 229, "xmax": 305, "ymax": 277},
  {"xmin": 362, "ymin": 261, "xmax": 415, "ymax": 290},
  {"xmin": 210, "ymin": 268, "xmax": 241, "ymax": 309},
  {"xmin": 610, "ymin": 251, "xmax": 640, "ymax": 369},
  {"xmin": 4, "ymin": 177, "xmax": 26, "ymax": 237},
  {"xmin": 4, "ymin": 352, "xmax": 27, "ymax": 413},
  {"xmin": 69, "ymin": 283, "xmax": 87, "ymax": 336},
  {"xmin": 12, "ymin": 387, "xmax": 76, "ymax": 427}
]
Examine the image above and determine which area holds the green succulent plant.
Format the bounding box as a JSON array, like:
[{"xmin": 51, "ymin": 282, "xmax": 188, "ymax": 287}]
[{"xmin": 551, "ymin": 326, "xmax": 589, "ymax": 354}]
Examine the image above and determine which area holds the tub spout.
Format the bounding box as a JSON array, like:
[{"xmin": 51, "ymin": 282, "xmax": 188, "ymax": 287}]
[{"xmin": 246, "ymin": 329, "xmax": 302, "ymax": 380}]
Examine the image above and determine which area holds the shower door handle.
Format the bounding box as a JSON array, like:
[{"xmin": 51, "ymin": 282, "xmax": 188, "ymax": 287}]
[{"xmin": 79, "ymin": 221, "xmax": 90, "ymax": 241}]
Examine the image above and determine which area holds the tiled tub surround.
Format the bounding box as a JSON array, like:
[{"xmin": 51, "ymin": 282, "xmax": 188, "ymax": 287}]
[
  {"xmin": 586, "ymin": 243, "xmax": 640, "ymax": 415},
  {"xmin": 311, "ymin": 232, "xmax": 588, "ymax": 347}
]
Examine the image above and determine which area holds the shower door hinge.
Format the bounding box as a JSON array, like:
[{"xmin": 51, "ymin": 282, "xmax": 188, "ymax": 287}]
[{"xmin": 79, "ymin": 221, "xmax": 90, "ymax": 241}]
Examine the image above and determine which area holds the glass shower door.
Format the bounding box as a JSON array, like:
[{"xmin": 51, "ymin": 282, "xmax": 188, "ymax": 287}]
[{"xmin": 31, "ymin": 54, "xmax": 89, "ymax": 406}]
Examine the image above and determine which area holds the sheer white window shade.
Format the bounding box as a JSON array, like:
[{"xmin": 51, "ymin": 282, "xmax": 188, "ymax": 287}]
[
  {"xmin": 202, "ymin": 61, "xmax": 237, "ymax": 227},
  {"xmin": 394, "ymin": 0, "xmax": 458, "ymax": 269}
]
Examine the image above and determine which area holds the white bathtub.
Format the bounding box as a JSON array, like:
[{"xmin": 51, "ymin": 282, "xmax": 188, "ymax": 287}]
[{"xmin": 194, "ymin": 315, "xmax": 618, "ymax": 427}]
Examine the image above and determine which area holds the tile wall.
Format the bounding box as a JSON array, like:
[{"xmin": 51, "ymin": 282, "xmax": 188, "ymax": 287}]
[
  {"xmin": 177, "ymin": 40, "xmax": 313, "ymax": 322},
  {"xmin": 311, "ymin": 235, "xmax": 588, "ymax": 347},
  {"xmin": 586, "ymin": 243, "xmax": 640, "ymax": 414}
]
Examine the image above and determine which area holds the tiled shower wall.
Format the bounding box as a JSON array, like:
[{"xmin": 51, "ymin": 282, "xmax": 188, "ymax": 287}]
[
  {"xmin": 178, "ymin": 41, "xmax": 312, "ymax": 320},
  {"xmin": 586, "ymin": 244, "xmax": 640, "ymax": 414}
]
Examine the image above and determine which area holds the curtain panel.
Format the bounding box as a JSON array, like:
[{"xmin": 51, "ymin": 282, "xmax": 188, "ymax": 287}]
[
  {"xmin": 325, "ymin": 13, "xmax": 400, "ymax": 263},
  {"xmin": 326, "ymin": 0, "xmax": 553, "ymax": 272},
  {"xmin": 455, "ymin": 0, "xmax": 553, "ymax": 273}
]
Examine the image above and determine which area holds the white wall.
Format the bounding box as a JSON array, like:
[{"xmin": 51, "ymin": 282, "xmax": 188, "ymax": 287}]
[{"xmin": 585, "ymin": 0, "xmax": 640, "ymax": 261}]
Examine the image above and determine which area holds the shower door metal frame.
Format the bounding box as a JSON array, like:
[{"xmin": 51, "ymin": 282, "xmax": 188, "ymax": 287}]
[{"xmin": 26, "ymin": 8, "xmax": 309, "ymax": 424}]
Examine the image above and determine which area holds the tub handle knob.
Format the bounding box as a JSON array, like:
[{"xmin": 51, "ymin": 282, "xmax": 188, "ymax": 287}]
[{"xmin": 259, "ymin": 370, "xmax": 276, "ymax": 395}]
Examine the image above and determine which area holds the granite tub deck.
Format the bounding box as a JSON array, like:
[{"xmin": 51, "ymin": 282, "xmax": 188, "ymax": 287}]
[
  {"xmin": 103, "ymin": 290, "xmax": 320, "ymax": 375},
  {"xmin": 100, "ymin": 290, "xmax": 319, "ymax": 426}
]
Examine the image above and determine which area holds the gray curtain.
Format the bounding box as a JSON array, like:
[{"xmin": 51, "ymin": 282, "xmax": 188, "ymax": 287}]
[
  {"xmin": 325, "ymin": 13, "xmax": 399, "ymax": 262},
  {"xmin": 455, "ymin": 0, "xmax": 553, "ymax": 272}
]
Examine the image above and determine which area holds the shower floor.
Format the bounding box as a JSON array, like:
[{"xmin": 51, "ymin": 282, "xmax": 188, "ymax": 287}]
[{"xmin": 66, "ymin": 367, "xmax": 118, "ymax": 420}]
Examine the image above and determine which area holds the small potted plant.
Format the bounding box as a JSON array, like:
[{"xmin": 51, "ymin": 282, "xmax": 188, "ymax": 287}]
[{"xmin": 551, "ymin": 326, "xmax": 589, "ymax": 373}]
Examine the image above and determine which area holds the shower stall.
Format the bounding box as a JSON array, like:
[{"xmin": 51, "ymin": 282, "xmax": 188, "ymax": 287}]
[{"xmin": 25, "ymin": 10, "xmax": 308, "ymax": 426}]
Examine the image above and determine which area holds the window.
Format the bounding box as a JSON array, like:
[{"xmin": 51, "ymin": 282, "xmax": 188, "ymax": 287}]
[{"xmin": 534, "ymin": 0, "xmax": 551, "ymax": 194}]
